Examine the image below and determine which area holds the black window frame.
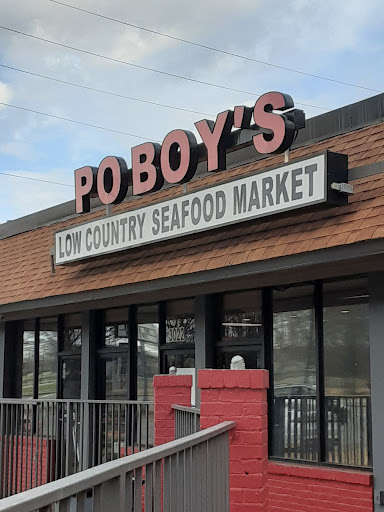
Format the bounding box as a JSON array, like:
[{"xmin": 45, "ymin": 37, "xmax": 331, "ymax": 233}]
[
  {"xmin": 266, "ymin": 276, "xmax": 372, "ymax": 470},
  {"xmin": 160, "ymin": 300, "xmax": 195, "ymax": 373}
]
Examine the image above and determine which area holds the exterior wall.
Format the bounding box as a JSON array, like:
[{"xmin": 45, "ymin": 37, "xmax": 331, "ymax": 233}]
[
  {"xmin": 153, "ymin": 374, "xmax": 192, "ymax": 445},
  {"xmin": 1, "ymin": 436, "xmax": 54, "ymax": 494},
  {"xmin": 153, "ymin": 369, "xmax": 374, "ymax": 511},
  {"xmin": 368, "ymin": 272, "xmax": 384, "ymax": 511},
  {"xmin": 269, "ymin": 462, "xmax": 372, "ymax": 512},
  {"xmin": 199, "ymin": 370, "xmax": 269, "ymax": 512}
]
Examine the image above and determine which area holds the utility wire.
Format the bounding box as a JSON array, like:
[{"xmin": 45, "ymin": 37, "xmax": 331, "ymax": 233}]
[
  {"xmin": 0, "ymin": 25, "xmax": 329, "ymax": 111},
  {"xmin": 49, "ymin": 0, "xmax": 382, "ymax": 94},
  {"xmin": 0, "ymin": 101, "xmax": 161, "ymax": 141},
  {"xmin": 0, "ymin": 63, "xmax": 214, "ymax": 117},
  {"xmin": 0, "ymin": 171, "xmax": 73, "ymax": 187}
]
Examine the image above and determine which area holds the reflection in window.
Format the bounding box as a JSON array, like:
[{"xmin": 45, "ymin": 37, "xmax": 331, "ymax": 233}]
[
  {"xmin": 323, "ymin": 279, "xmax": 371, "ymax": 467},
  {"xmin": 165, "ymin": 353, "xmax": 195, "ymax": 369},
  {"xmin": 63, "ymin": 314, "xmax": 82, "ymax": 352},
  {"xmin": 105, "ymin": 308, "xmax": 129, "ymax": 347},
  {"xmin": 39, "ymin": 317, "xmax": 57, "ymax": 398},
  {"xmin": 102, "ymin": 356, "xmax": 128, "ymax": 400},
  {"xmin": 61, "ymin": 358, "xmax": 81, "ymax": 399},
  {"xmin": 222, "ymin": 291, "xmax": 263, "ymax": 340},
  {"xmin": 137, "ymin": 305, "xmax": 159, "ymax": 400},
  {"xmin": 166, "ymin": 299, "xmax": 195, "ymax": 344},
  {"xmin": 272, "ymin": 285, "xmax": 318, "ymax": 462},
  {"xmin": 22, "ymin": 321, "xmax": 35, "ymax": 399}
]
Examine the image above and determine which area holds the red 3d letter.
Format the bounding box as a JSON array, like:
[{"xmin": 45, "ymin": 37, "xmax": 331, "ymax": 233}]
[
  {"xmin": 253, "ymin": 92, "xmax": 295, "ymax": 155},
  {"xmin": 195, "ymin": 110, "xmax": 234, "ymax": 172},
  {"xmin": 97, "ymin": 156, "xmax": 129, "ymax": 206},
  {"xmin": 160, "ymin": 130, "xmax": 198, "ymax": 184},
  {"xmin": 131, "ymin": 142, "xmax": 163, "ymax": 195},
  {"xmin": 74, "ymin": 165, "xmax": 97, "ymax": 213}
]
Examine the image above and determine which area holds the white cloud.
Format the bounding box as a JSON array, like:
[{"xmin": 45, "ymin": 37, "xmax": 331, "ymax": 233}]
[{"xmin": 0, "ymin": 82, "xmax": 13, "ymax": 109}]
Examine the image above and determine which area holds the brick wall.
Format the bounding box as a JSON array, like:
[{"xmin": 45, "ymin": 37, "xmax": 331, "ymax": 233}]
[
  {"xmin": 199, "ymin": 369, "xmax": 269, "ymax": 512},
  {"xmin": 153, "ymin": 369, "xmax": 374, "ymax": 511},
  {"xmin": 153, "ymin": 374, "xmax": 192, "ymax": 445},
  {"xmin": 268, "ymin": 462, "xmax": 373, "ymax": 512},
  {"xmin": 1, "ymin": 435, "xmax": 54, "ymax": 494}
]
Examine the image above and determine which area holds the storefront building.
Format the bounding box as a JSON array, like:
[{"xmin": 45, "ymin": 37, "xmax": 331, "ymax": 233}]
[{"xmin": 1, "ymin": 92, "xmax": 384, "ymax": 506}]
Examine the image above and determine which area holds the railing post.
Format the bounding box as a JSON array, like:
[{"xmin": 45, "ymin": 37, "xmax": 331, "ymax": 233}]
[
  {"xmin": 153, "ymin": 375, "xmax": 192, "ymax": 445},
  {"xmin": 199, "ymin": 369, "xmax": 269, "ymax": 512}
]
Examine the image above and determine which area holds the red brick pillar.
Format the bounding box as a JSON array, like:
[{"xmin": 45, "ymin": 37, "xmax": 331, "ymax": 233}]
[
  {"xmin": 153, "ymin": 375, "xmax": 192, "ymax": 446},
  {"xmin": 199, "ymin": 370, "xmax": 269, "ymax": 512}
]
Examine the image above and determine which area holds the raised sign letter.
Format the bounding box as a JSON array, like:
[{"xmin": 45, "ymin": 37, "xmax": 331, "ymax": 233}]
[
  {"xmin": 195, "ymin": 110, "xmax": 234, "ymax": 172},
  {"xmin": 253, "ymin": 92, "xmax": 295, "ymax": 155},
  {"xmin": 75, "ymin": 166, "xmax": 97, "ymax": 213},
  {"xmin": 161, "ymin": 130, "xmax": 198, "ymax": 184},
  {"xmin": 97, "ymin": 156, "xmax": 129, "ymax": 205},
  {"xmin": 132, "ymin": 142, "xmax": 163, "ymax": 195}
]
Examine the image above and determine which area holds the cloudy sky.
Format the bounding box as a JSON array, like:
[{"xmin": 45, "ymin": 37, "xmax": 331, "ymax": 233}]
[{"xmin": 0, "ymin": 0, "xmax": 383, "ymax": 222}]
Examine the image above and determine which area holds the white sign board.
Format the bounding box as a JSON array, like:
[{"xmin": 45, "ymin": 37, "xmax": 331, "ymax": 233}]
[{"xmin": 55, "ymin": 154, "xmax": 331, "ymax": 265}]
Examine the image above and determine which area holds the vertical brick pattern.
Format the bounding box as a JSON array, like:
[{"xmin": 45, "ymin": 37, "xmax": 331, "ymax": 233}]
[
  {"xmin": 1, "ymin": 436, "xmax": 54, "ymax": 494},
  {"xmin": 199, "ymin": 370, "xmax": 269, "ymax": 512},
  {"xmin": 268, "ymin": 462, "xmax": 373, "ymax": 512},
  {"xmin": 153, "ymin": 375, "xmax": 192, "ymax": 446}
]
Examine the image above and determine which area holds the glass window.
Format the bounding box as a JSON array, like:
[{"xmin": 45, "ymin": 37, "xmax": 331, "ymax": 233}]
[
  {"xmin": 272, "ymin": 285, "xmax": 318, "ymax": 462},
  {"xmin": 166, "ymin": 299, "xmax": 195, "ymax": 344},
  {"xmin": 105, "ymin": 308, "xmax": 129, "ymax": 347},
  {"xmin": 60, "ymin": 358, "xmax": 81, "ymax": 399},
  {"xmin": 63, "ymin": 314, "xmax": 82, "ymax": 352},
  {"xmin": 164, "ymin": 353, "xmax": 195, "ymax": 369},
  {"xmin": 216, "ymin": 291, "xmax": 263, "ymax": 369},
  {"xmin": 323, "ymin": 278, "xmax": 371, "ymax": 467},
  {"xmin": 137, "ymin": 305, "xmax": 159, "ymax": 400},
  {"xmin": 39, "ymin": 317, "xmax": 58, "ymax": 399},
  {"xmin": 22, "ymin": 320, "xmax": 35, "ymax": 399},
  {"xmin": 222, "ymin": 291, "xmax": 263, "ymax": 341},
  {"xmin": 100, "ymin": 356, "xmax": 129, "ymax": 400}
]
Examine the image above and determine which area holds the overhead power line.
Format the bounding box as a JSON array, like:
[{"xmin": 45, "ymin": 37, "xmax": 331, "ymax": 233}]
[
  {"xmin": 0, "ymin": 63, "xmax": 214, "ymax": 117},
  {"xmin": 48, "ymin": 0, "xmax": 382, "ymax": 95},
  {"xmin": 0, "ymin": 171, "xmax": 73, "ymax": 187},
  {"xmin": 0, "ymin": 25, "xmax": 329, "ymax": 111},
  {"xmin": 0, "ymin": 101, "xmax": 160, "ymax": 141}
]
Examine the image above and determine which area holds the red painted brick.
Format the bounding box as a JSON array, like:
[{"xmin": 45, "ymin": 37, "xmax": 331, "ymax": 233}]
[
  {"xmin": 199, "ymin": 370, "xmax": 269, "ymax": 510},
  {"xmin": 154, "ymin": 374, "xmax": 192, "ymax": 445},
  {"xmin": 268, "ymin": 462, "xmax": 373, "ymax": 512}
]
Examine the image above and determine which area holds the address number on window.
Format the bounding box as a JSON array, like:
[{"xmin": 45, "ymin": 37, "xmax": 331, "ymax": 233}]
[{"xmin": 166, "ymin": 326, "xmax": 185, "ymax": 343}]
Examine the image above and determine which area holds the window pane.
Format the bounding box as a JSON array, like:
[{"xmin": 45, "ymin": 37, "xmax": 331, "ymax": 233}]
[
  {"xmin": 272, "ymin": 285, "xmax": 318, "ymax": 462},
  {"xmin": 105, "ymin": 308, "xmax": 129, "ymax": 347},
  {"xmin": 164, "ymin": 353, "xmax": 195, "ymax": 370},
  {"xmin": 222, "ymin": 291, "xmax": 263, "ymax": 341},
  {"xmin": 137, "ymin": 305, "xmax": 159, "ymax": 400},
  {"xmin": 166, "ymin": 299, "xmax": 195, "ymax": 344},
  {"xmin": 323, "ymin": 278, "xmax": 371, "ymax": 467},
  {"xmin": 63, "ymin": 314, "xmax": 82, "ymax": 352},
  {"xmin": 101, "ymin": 356, "xmax": 128, "ymax": 400},
  {"xmin": 61, "ymin": 358, "xmax": 81, "ymax": 399},
  {"xmin": 39, "ymin": 317, "xmax": 57, "ymax": 398},
  {"xmin": 22, "ymin": 321, "xmax": 35, "ymax": 398},
  {"xmin": 216, "ymin": 349, "xmax": 259, "ymax": 369}
]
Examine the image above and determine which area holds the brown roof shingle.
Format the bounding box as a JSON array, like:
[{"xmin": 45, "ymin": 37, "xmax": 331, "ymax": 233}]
[{"xmin": 2, "ymin": 122, "xmax": 384, "ymax": 306}]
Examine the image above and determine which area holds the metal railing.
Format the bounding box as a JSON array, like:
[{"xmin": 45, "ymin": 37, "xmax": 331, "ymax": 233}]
[
  {"xmin": 0, "ymin": 421, "xmax": 235, "ymax": 512},
  {"xmin": 0, "ymin": 399, "xmax": 154, "ymax": 498},
  {"xmin": 172, "ymin": 405, "xmax": 201, "ymax": 439},
  {"xmin": 273, "ymin": 395, "xmax": 372, "ymax": 467}
]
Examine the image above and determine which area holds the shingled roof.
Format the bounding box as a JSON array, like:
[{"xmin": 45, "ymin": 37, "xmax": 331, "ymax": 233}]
[{"xmin": 1, "ymin": 121, "xmax": 384, "ymax": 306}]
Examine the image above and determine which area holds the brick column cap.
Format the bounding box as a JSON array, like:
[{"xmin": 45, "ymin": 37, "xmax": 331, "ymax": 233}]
[
  {"xmin": 153, "ymin": 374, "xmax": 193, "ymax": 388},
  {"xmin": 198, "ymin": 369, "xmax": 269, "ymax": 390}
]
